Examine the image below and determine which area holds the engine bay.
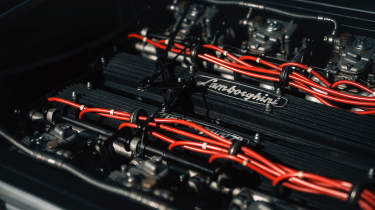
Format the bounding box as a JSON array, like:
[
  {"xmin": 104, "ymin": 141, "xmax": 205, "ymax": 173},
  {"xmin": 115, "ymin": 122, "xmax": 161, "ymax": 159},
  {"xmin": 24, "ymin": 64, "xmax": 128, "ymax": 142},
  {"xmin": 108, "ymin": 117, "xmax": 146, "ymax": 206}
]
[{"xmin": 1, "ymin": 1, "xmax": 375, "ymax": 210}]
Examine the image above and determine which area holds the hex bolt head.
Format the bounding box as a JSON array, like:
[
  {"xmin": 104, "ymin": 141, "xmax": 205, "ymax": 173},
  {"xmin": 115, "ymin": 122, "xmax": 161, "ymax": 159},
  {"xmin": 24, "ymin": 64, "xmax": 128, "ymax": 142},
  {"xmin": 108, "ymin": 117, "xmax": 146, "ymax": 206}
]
[
  {"xmin": 265, "ymin": 103, "xmax": 273, "ymax": 113},
  {"xmin": 72, "ymin": 91, "xmax": 77, "ymax": 100},
  {"xmin": 87, "ymin": 81, "xmax": 93, "ymax": 90}
]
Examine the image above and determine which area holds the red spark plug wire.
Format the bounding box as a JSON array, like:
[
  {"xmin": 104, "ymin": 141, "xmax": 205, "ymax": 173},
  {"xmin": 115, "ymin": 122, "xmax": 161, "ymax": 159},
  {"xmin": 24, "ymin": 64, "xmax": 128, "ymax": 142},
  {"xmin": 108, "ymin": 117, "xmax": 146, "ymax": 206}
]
[
  {"xmin": 290, "ymin": 81, "xmax": 375, "ymax": 106},
  {"xmin": 48, "ymin": 97, "xmax": 375, "ymax": 209},
  {"xmin": 209, "ymin": 154, "xmax": 323, "ymax": 194},
  {"xmin": 128, "ymin": 33, "xmax": 190, "ymax": 55},
  {"xmin": 151, "ymin": 118, "xmax": 232, "ymax": 145},
  {"xmin": 48, "ymin": 97, "xmax": 82, "ymax": 109},
  {"xmin": 118, "ymin": 123, "xmax": 221, "ymax": 155},
  {"xmin": 157, "ymin": 40, "xmax": 190, "ymax": 52},
  {"xmin": 241, "ymin": 147, "xmax": 285, "ymax": 175},
  {"xmin": 79, "ymin": 108, "xmax": 130, "ymax": 119},
  {"xmin": 239, "ymin": 55, "xmax": 281, "ymax": 70},
  {"xmin": 293, "ymin": 81, "xmax": 375, "ymax": 115},
  {"xmin": 202, "ymin": 44, "xmax": 254, "ymax": 68},
  {"xmin": 279, "ymin": 62, "xmax": 331, "ymax": 87},
  {"xmin": 332, "ymin": 80, "xmax": 375, "ymax": 94},
  {"xmin": 199, "ymin": 46, "xmax": 375, "ymax": 106},
  {"xmin": 168, "ymin": 141, "xmax": 228, "ymax": 153},
  {"xmin": 127, "ymin": 34, "xmax": 375, "ymax": 114},
  {"xmin": 119, "ymin": 121, "xmax": 230, "ymax": 148},
  {"xmin": 202, "ymin": 53, "xmax": 280, "ymax": 76},
  {"xmin": 290, "ymin": 74, "xmax": 375, "ymax": 102},
  {"xmin": 202, "ymin": 44, "xmax": 375, "ymax": 104},
  {"xmin": 97, "ymin": 113, "xmax": 130, "ymax": 121},
  {"xmin": 198, "ymin": 54, "xmax": 280, "ymax": 82}
]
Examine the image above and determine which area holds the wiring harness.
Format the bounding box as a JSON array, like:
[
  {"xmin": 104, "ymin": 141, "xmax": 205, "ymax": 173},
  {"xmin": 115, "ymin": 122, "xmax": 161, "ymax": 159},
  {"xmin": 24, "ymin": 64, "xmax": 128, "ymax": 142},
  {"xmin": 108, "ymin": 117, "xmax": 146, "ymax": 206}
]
[
  {"xmin": 128, "ymin": 33, "xmax": 375, "ymax": 115},
  {"xmin": 48, "ymin": 97, "xmax": 375, "ymax": 209}
]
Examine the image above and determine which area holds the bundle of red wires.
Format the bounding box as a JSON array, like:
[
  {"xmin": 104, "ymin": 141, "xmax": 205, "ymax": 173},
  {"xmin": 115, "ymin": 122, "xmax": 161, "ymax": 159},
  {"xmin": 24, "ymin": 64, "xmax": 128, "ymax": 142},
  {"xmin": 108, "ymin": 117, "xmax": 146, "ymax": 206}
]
[
  {"xmin": 48, "ymin": 97, "xmax": 375, "ymax": 209},
  {"xmin": 128, "ymin": 33, "xmax": 375, "ymax": 115}
]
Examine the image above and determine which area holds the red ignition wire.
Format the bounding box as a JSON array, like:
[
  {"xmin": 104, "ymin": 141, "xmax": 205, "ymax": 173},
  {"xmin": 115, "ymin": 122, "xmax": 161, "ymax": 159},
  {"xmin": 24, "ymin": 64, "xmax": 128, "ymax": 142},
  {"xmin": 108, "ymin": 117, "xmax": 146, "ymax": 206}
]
[
  {"xmin": 290, "ymin": 74, "xmax": 375, "ymax": 115},
  {"xmin": 151, "ymin": 131, "xmax": 176, "ymax": 144},
  {"xmin": 97, "ymin": 113, "xmax": 130, "ymax": 121},
  {"xmin": 128, "ymin": 33, "xmax": 190, "ymax": 55},
  {"xmin": 207, "ymin": 45, "xmax": 375, "ymax": 114},
  {"xmin": 152, "ymin": 133, "xmax": 223, "ymax": 155},
  {"xmin": 119, "ymin": 124, "xmax": 222, "ymax": 155},
  {"xmin": 290, "ymin": 81, "xmax": 375, "ymax": 106},
  {"xmin": 181, "ymin": 146, "xmax": 220, "ymax": 155},
  {"xmin": 227, "ymin": 54, "xmax": 375, "ymax": 108},
  {"xmin": 79, "ymin": 108, "xmax": 130, "ymax": 119},
  {"xmin": 168, "ymin": 141, "xmax": 228, "ymax": 153},
  {"xmin": 239, "ymin": 55, "xmax": 281, "ymax": 70},
  {"xmin": 151, "ymin": 118, "xmax": 232, "ymax": 145},
  {"xmin": 354, "ymin": 110, "xmax": 375, "ymax": 115},
  {"xmin": 235, "ymin": 154, "xmax": 324, "ymax": 194},
  {"xmin": 332, "ymin": 80, "xmax": 375, "ymax": 94},
  {"xmin": 279, "ymin": 62, "xmax": 331, "ymax": 87},
  {"xmin": 275, "ymin": 164, "xmax": 351, "ymax": 191},
  {"xmin": 48, "ymin": 97, "xmax": 82, "ymax": 109},
  {"xmin": 127, "ymin": 34, "xmax": 375, "ymax": 113},
  {"xmin": 208, "ymin": 153, "xmax": 321, "ymax": 195},
  {"xmin": 117, "ymin": 122, "xmax": 138, "ymax": 129},
  {"xmin": 202, "ymin": 44, "xmax": 254, "ymax": 68},
  {"xmin": 203, "ymin": 53, "xmax": 280, "ymax": 76},
  {"xmin": 273, "ymin": 164, "xmax": 375, "ymax": 202},
  {"xmin": 147, "ymin": 122, "xmax": 230, "ymax": 148},
  {"xmin": 199, "ymin": 54, "xmax": 280, "ymax": 82},
  {"xmin": 241, "ymin": 147, "xmax": 285, "ymax": 175},
  {"xmin": 272, "ymin": 172, "xmax": 347, "ymax": 191},
  {"xmin": 157, "ymin": 40, "xmax": 190, "ymax": 51},
  {"xmin": 359, "ymin": 201, "xmax": 373, "ymax": 210},
  {"xmin": 290, "ymin": 74, "xmax": 375, "ymax": 102},
  {"xmin": 293, "ymin": 80, "xmax": 338, "ymax": 108},
  {"xmin": 209, "ymin": 53, "xmax": 363, "ymax": 110}
]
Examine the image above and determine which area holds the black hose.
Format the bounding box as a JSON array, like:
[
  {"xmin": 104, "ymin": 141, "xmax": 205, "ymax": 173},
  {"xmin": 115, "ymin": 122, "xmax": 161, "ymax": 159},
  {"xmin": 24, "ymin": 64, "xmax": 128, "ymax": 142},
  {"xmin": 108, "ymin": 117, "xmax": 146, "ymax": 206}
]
[
  {"xmin": 166, "ymin": 2, "xmax": 192, "ymax": 52},
  {"xmin": 59, "ymin": 115, "xmax": 114, "ymax": 137},
  {"xmin": 0, "ymin": 127, "xmax": 176, "ymax": 210},
  {"xmin": 263, "ymin": 7, "xmax": 338, "ymax": 35},
  {"xmin": 199, "ymin": 0, "xmax": 242, "ymax": 6},
  {"xmin": 199, "ymin": 0, "xmax": 338, "ymax": 35},
  {"xmin": 144, "ymin": 145, "xmax": 215, "ymax": 175}
]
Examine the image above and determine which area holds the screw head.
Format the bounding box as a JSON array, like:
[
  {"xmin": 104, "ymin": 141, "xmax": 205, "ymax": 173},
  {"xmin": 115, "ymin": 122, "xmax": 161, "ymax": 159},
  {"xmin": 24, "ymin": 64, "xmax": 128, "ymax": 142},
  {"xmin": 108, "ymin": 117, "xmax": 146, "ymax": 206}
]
[
  {"xmin": 87, "ymin": 81, "xmax": 93, "ymax": 90},
  {"xmin": 353, "ymin": 37, "xmax": 373, "ymax": 51},
  {"xmin": 254, "ymin": 133, "xmax": 260, "ymax": 143},
  {"xmin": 265, "ymin": 19, "xmax": 282, "ymax": 32},
  {"xmin": 369, "ymin": 168, "xmax": 374, "ymax": 180},
  {"xmin": 13, "ymin": 109, "xmax": 21, "ymax": 115},
  {"xmin": 275, "ymin": 88, "xmax": 282, "ymax": 97},
  {"xmin": 100, "ymin": 57, "xmax": 105, "ymax": 64},
  {"xmin": 265, "ymin": 103, "xmax": 273, "ymax": 113},
  {"xmin": 72, "ymin": 91, "xmax": 77, "ymax": 100}
]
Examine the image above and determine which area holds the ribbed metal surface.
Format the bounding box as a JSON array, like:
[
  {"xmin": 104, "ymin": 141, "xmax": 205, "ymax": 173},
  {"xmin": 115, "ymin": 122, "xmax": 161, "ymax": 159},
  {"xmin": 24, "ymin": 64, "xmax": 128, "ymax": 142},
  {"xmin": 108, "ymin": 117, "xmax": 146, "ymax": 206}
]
[
  {"xmin": 104, "ymin": 53, "xmax": 375, "ymax": 153},
  {"xmin": 100, "ymin": 53, "xmax": 375, "ymax": 179},
  {"xmin": 55, "ymin": 83, "xmax": 159, "ymax": 128},
  {"xmin": 191, "ymin": 87, "xmax": 375, "ymax": 154},
  {"xmin": 103, "ymin": 52, "xmax": 164, "ymax": 104}
]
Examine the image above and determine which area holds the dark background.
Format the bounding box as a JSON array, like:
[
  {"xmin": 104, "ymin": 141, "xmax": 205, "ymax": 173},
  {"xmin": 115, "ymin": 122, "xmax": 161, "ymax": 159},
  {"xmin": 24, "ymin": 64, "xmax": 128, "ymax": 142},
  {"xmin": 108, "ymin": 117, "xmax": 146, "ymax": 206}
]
[{"xmin": 0, "ymin": 0, "xmax": 145, "ymax": 124}]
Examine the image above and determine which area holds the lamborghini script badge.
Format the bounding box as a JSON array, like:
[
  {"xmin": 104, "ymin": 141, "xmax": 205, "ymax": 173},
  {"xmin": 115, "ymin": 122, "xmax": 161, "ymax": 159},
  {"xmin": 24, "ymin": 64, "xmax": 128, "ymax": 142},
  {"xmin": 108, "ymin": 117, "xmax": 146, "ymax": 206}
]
[{"xmin": 196, "ymin": 75, "xmax": 288, "ymax": 107}]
